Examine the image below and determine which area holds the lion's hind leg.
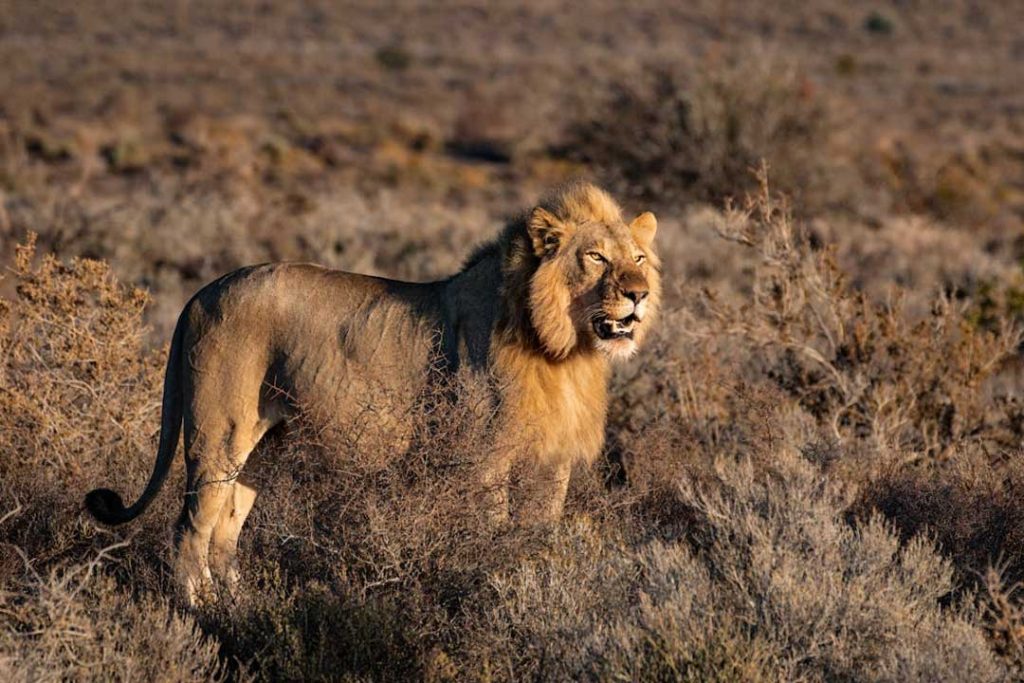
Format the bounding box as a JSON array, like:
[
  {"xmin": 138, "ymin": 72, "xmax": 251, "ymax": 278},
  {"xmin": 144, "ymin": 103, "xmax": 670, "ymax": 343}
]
[
  {"xmin": 174, "ymin": 463, "xmax": 235, "ymax": 607},
  {"xmin": 175, "ymin": 408, "xmax": 271, "ymax": 606},
  {"xmin": 208, "ymin": 476, "xmax": 258, "ymax": 595}
]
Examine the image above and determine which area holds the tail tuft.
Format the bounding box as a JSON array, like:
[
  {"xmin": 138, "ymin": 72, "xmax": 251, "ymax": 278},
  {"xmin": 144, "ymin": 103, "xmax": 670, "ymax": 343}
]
[{"xmin": 85, "ymin": 488, "xmax": 130, "ymax": 525}]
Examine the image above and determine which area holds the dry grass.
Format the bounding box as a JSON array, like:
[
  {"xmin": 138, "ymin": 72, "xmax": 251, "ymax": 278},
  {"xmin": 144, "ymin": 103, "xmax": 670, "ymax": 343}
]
[
  {"xmin": 0, "ymin": 543, "xmax": 228, "ymax": 683},
  {"xmin": 3, "ymin": 1, "xmax": 1024, "ymax": 680}
]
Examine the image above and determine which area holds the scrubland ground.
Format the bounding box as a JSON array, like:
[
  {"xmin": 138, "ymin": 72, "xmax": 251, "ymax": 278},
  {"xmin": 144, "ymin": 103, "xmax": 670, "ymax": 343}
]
[{"xmin": 3, "ymin": 1, "xmax": 1024, "ymax": 680}]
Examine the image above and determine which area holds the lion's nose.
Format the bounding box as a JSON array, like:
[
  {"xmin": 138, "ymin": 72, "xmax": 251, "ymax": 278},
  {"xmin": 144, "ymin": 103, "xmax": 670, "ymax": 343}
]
[{"xmin": 623, "ymin": 287, "xmax": 648, "ymax": 304}]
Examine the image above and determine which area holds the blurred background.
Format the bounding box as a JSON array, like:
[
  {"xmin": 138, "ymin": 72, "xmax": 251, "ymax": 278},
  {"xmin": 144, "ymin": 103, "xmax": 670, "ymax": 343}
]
[{"xmin": 2, "ymin": 1, "xmax": 1022, "ymax": 334}]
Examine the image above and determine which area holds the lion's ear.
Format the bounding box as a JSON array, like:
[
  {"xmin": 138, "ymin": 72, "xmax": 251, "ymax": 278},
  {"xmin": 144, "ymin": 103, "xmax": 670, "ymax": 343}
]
[
  {"xmin": 630, "ymin": 211, "xmax": 657, "ymax": 249},
  {"xmin": 528, "ymin": 207, "xmax": 571, "ymax": 257}
]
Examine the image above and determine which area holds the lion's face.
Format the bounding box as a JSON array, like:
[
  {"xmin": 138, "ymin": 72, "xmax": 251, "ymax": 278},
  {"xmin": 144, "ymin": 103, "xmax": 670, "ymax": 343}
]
[
  {"xmin": 566, "ymin": 218, "xmax": 659, "ymax": 359},
  {"xmin": 526, "ymin": 206, "xmax": 660, "ymax": 361}
]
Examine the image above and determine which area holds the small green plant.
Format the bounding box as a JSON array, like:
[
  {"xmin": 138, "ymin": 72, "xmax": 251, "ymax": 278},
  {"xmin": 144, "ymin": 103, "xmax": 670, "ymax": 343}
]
[
  {"xmin": 376, "ymin": 45, "xmax": 412, "ymax": 71},
  {"xmin": 864, "ymin": 11, "xmax": 895, "ymax": 36}
]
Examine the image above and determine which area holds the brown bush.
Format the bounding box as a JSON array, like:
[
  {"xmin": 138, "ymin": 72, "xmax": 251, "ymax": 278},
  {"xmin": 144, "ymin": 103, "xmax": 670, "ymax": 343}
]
[
  {"xmin": 0, "ymin": 235, "xmax": 168, "ymax": 573},
  {"xmin": 564, "ymin": 54, "xmax": 832, "ymax": 208},
  {"xmin": 0, "ymin": 543, "xmax": 229, "ymax": 683},
  {"xmin": 703, "ymin": 169, "xmax": 1020, "ymax": 464},
  {"xmin": 479, "ymin": 448, "xmax": 1005, "ymax": 682},
  {"xmin": 0, "ymin": 234, "xmax": 161, "ymax": 475}
]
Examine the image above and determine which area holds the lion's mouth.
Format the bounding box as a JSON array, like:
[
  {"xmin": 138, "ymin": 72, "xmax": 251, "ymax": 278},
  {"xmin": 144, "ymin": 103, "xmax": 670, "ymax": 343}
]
[{"xmin": 593, "ymin": 314, "xmax": 638, "ymax": 341}]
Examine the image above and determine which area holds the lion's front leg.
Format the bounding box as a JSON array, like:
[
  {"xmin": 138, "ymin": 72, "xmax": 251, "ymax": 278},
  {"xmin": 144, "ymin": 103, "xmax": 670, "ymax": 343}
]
[
  {"xmin": 516, "ymin": 459, "xmax": 572, "ymax": 525},
  {"xmin": 477, "ymin": 455, "xmax": 512, "ymax": 527}
]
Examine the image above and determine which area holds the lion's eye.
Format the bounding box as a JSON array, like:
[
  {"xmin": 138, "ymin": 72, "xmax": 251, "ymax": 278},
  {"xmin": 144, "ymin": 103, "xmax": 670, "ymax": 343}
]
[
  {"xmin": 587, "ymin": 252, "xmax": 607, "ymax": 264},
  {"xmin": 635, "ymin": 254, "xmax": 646, "ymax": 265}
]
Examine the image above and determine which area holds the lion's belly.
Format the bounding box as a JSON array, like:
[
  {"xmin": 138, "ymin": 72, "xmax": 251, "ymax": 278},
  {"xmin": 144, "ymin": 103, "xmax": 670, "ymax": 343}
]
[
  {"xmin": 276, "ymin": 286, "xmax": 445, "ymax": 454},
  {"xmin": 287, "ymin": 352, "xmax": 430, "ymax": 453}
]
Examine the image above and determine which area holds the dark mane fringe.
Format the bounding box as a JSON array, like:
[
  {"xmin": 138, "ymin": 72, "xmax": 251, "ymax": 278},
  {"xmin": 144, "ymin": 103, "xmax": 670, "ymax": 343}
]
[
  {"xmin": 458, "ymin": 212, "xmax": 524, "ymax": 275},
  {"xmin": 453, "ymin": 180, "xmax": 623, "ymax": 355},
  {"xmin": 451, "ymin": 212, "xmax": 539, "ymax": 350}
]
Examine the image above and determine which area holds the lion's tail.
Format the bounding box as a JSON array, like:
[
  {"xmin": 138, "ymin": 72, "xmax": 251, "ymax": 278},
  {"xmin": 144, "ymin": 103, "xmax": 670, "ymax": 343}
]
[{"xmin": 85, "ymin": 310, "xmax": 187, "ymax": 525}]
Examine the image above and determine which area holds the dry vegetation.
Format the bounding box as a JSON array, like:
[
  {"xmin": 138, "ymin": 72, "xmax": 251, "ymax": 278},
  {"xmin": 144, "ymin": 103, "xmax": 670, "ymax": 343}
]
[{"xmin": 3, "ymin": 1, "xmax": 1024, "ymax": 680}]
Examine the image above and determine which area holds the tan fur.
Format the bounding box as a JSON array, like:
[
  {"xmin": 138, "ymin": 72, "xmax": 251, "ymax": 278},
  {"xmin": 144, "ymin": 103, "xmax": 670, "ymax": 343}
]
[{"xmin": 85, "ymin": 181, "xmax": 661, "ymax": 605}]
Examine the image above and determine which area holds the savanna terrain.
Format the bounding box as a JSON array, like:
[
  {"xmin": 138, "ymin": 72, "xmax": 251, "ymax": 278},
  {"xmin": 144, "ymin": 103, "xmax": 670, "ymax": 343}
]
[{"xmin": 3, "ymin": 1, "xmax": 1024, "ymax": 680}]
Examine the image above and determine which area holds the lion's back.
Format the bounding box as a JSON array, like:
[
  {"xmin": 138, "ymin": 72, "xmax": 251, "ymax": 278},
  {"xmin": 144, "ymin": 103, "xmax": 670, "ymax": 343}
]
[{"xmin": 181, "ymin": 263, "xmax": 451, "ymax": 447}]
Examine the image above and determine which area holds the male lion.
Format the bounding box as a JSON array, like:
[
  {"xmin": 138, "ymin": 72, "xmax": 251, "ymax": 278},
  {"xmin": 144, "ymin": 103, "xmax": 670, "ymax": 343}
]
[{"xmin": 85, "ymin": 182, "xmax": 660, "ymax": 604}]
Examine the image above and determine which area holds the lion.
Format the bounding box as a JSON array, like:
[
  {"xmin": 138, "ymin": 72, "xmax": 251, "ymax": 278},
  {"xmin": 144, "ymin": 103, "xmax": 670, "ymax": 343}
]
[{"xmin": 85, "ymin": 181, "xmax": 661, "ymax": 605}]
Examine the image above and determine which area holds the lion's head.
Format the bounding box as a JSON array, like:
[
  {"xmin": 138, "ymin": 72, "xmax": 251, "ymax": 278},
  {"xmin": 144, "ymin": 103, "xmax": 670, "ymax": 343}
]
[{"xmin": 512, "ymin": 182, "xmax": 661, "ymax": 361}]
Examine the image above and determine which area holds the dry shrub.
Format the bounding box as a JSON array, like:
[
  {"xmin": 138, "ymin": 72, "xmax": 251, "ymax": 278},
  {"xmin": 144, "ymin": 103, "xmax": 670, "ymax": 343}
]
[
  {"xmin": 0, "ymin": 234, "xmax": 161, "ymax": 474},
  {"xmin": 861, "ymin": 441, "xmax": 1024, "ymax": 601},
  {"xmin": 565, "ymin": 54, "xmax": 831, "ymax": 207},
  {"xmin": 483, "ymin": 448, "xmax": 1004, "ymax": 682},
  {"xmin": 983, "ymin": 563, "xmax": 1024, "ymax": 677},
  {"xmin": 0, "ymin": 234, "xmax": 167, "ymax": 570},
  {"xmin": 241, "ymin": 369, "xmax": 513, "ymax": 583},
  {"xmin": 704, "ymin": 169, "xmax": 1020, "ymax": 465},
  {"xmin": 206, "ymin": 571, "xmax": 421, "ymax": 682},
  {"xmin": 874, "ymin": 139, "xmax": 1024, "ymax": 232},
  {"xmin": 664, "ymin": 453, "xmax": 999, "ymax": 682},
  {"xmin": 0, "ymin": 543, "xmax": 229, "ymax": 683},
  {"xmin": 599, "ymin": 176, "xmax": 1024, "ymax": 676},
  {"xmin": 0, "ymin": 238, "xmax": 188, "ymax": 681},
  {"xmin": 202, "ymin": 362, "xmax": 1010, "ymax": 680}
]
